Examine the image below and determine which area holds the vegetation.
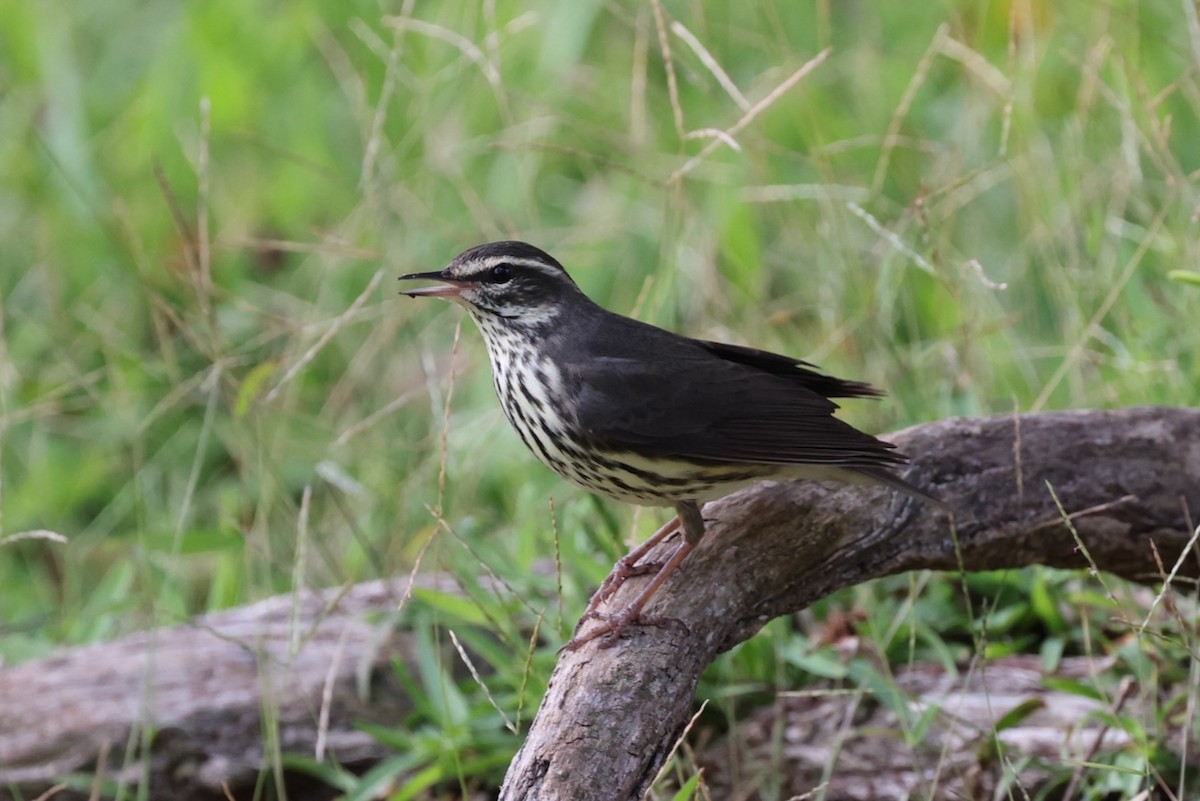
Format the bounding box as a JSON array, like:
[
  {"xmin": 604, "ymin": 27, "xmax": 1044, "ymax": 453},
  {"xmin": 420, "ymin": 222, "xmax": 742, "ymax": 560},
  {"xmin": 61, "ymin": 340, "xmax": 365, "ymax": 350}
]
[{"xmin": 1, "ymin": 0, "xmax": 1197, "ymax": 798}]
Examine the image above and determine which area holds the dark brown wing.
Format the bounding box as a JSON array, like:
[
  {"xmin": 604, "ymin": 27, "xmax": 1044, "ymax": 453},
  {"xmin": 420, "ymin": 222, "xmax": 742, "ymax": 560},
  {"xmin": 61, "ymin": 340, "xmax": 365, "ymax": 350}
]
[{"xmin": 566, "ymin": 315, "xmax": 905, "ymax": 469}]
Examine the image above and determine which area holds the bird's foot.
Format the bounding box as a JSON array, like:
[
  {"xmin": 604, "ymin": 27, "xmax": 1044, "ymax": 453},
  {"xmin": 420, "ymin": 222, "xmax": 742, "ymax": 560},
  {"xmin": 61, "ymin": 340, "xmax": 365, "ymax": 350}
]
[
  {"xmin": 581, "ymin": 555, "xmax": 665, "ymax": 620},
  {"xmin": 578, "ymin": 515, "xmax": 685, "ymax": 621},
  {"xmin": 566, "ymin": 540, "xmax": 697, "ymax": 649},
  {"xmin": 567, "ymin": 518, "xmax": 696, "ymax": 649},
  {"xmin": 562, "ymin": 607, "xmax": 690, "ymax": 651}
]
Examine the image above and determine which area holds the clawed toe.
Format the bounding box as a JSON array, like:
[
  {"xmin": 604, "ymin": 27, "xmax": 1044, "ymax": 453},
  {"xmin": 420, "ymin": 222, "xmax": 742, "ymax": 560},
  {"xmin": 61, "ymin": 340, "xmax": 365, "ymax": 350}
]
[
  {"xmin": 563, "ymin": 608, "xmax": 690, "ymax": 651},
  {"xmin": 583, "ymin": 557, "xmax": 665, "ymax": 618},
  {"xmin": 568, "ymin": 515, "xmax": 695, "ymax": 650}
]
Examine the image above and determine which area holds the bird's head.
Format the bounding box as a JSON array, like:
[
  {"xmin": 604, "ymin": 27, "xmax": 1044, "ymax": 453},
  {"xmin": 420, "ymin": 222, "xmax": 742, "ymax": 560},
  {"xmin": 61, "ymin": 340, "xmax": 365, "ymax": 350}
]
[{"xmin": 400, "ymin": 241, "xmax": 583, "ymax": 325}]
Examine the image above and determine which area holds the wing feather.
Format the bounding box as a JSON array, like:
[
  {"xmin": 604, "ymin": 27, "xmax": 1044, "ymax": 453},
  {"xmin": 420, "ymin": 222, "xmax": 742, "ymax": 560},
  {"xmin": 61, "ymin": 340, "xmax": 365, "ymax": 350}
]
[
  {"xmin": 565, "ymin": 315, "xmax": 903, "ymax": 469},
  {"xmin": 694, "ymin": 339, "xmax": 883, "ymax": 399}
]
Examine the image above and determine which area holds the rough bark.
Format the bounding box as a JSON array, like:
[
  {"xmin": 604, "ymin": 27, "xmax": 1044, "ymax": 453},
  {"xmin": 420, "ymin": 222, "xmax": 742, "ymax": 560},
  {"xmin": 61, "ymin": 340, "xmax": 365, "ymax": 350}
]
[
  {"xmin": 0, "ymin": 576, "xmax": 463, "ymax": 800},
  {"xmin": 1, "ymin": 407, "xmax": 1196, "ymax": 801},
  {"xmin": 499, "ymin": 407, "xmax": 1200, "ymax": 799}
]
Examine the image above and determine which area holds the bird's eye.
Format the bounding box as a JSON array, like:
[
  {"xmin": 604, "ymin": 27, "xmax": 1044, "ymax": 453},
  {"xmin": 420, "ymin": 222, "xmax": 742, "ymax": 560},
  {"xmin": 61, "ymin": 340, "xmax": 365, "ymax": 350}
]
[{"xmin": 488, "ymin": 263, "xmax": 514, "ymax": 283}]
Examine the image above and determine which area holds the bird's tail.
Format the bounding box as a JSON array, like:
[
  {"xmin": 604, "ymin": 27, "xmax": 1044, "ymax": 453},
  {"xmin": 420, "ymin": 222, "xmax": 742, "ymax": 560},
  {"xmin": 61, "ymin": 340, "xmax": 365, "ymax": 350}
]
[{"xmin": 851, "ymin": 466, "xmax": 953, "ymax": 512}]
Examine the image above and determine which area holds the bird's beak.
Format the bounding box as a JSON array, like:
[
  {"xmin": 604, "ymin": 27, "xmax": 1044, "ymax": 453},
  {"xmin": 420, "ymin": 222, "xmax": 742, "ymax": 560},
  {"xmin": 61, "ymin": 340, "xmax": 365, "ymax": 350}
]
[{"xmin": 398, "ymin": 271, "xmax": 469, "ymax": 299}]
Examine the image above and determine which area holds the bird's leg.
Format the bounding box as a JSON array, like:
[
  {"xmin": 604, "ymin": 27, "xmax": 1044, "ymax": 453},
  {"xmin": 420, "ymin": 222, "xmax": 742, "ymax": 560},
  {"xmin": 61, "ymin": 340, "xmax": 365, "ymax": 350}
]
[
  {"xmin": 566, "ymin": 500, "xmax": 705, "ymax": 649},
  {"xmin": 674, "ymin": 499, "xmax": 706, "ymax": 545},
  {"xmin": 564, "ymin": 540, "xmax": 695, "ymax": 650},
  {"xmin": 580, "ymin": 514, "xmax": 682, "ymax": 619}
]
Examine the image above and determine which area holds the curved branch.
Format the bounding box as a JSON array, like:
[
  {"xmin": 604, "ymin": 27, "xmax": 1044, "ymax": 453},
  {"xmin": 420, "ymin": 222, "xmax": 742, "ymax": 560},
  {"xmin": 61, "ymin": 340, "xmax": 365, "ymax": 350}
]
[{"xmin": 499, "ymin": 407, "xmax": 1200, "ymax": 800}]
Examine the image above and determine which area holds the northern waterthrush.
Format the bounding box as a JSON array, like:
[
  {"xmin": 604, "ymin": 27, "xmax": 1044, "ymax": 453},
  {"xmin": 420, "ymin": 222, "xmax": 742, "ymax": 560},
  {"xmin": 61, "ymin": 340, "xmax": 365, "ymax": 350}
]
[{"xmin": 400, "ymin": 241, "xmax": 945, "ymax": 648}]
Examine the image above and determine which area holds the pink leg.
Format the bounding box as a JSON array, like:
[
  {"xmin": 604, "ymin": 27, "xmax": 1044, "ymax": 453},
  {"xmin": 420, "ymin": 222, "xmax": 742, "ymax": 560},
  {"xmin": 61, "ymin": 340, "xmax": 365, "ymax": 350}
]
[
  {"xmin": 564, "ymin": 540, "xmax": 695, "ymax": 650},
  {"xmin": 581, "ymin": 515, "xmax": 682, "ymax": 619}
]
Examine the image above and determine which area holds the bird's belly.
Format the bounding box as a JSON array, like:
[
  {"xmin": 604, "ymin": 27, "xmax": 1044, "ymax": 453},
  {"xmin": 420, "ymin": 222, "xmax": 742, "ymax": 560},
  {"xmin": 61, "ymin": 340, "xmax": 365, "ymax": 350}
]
[
  {"xmin": 555, "ymin": 452, "xmax": 768, "ymax": 505},
  {"xmin": 505, "ymin": 407, "xmax": 767, "ymax": 504}
]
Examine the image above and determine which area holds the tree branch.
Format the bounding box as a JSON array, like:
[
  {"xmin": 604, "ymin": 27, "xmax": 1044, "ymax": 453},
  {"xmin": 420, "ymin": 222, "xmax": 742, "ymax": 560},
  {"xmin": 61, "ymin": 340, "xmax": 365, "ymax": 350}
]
[{"xmin": 499, "ymin": 407, "xmax": 1200, "ymax": 799}]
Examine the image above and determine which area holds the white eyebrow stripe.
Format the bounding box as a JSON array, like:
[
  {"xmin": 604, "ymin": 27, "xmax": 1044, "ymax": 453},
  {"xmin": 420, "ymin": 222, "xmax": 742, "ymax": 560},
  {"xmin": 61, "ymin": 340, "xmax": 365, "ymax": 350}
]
[{"xmin": 465, "ymin": 255, "xmax": 562, "ymax": 278}]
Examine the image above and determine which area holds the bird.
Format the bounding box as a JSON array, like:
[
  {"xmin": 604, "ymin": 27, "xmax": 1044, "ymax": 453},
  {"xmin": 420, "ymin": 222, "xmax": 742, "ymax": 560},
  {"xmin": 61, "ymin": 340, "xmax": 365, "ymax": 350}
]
[{"xmin": 399, "ymin": 241, "xmax": 946, "ymax": 648}]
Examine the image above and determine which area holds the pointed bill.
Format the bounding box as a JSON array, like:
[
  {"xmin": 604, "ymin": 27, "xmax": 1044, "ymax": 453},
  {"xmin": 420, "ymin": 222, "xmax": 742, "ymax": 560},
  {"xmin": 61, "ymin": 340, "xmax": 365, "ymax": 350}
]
[{"xmin": 398, "ymin": 271, "xmax": 469, "ymax": 299}]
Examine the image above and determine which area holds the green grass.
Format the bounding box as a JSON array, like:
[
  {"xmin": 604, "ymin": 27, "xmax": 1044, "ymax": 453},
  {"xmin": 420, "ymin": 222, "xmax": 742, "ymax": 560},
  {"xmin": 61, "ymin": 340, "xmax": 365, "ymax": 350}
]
[{"xmin": 2, "ymin": 0, "xmax": 1198, "ymax": 798}]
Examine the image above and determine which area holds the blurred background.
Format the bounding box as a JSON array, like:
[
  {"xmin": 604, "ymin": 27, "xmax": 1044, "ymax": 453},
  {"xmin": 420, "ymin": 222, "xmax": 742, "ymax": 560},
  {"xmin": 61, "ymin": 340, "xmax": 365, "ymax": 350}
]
[{"xmin": 1, "ymin": 0, "xmax": 1197, "ymax": 797}]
